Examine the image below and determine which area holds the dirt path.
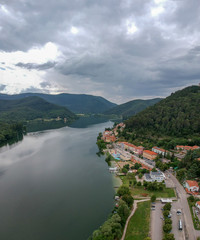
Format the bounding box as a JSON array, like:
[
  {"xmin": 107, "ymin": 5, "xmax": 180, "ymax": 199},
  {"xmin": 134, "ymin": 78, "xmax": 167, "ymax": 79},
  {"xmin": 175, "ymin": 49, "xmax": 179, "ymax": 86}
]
[{"xmin": 121, "ymin": 198, "xmax": 150, "ymax": 240}]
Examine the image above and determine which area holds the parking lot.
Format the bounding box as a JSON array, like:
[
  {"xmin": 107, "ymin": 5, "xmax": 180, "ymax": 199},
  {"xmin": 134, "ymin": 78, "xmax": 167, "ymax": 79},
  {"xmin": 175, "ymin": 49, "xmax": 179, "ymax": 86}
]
[{"xmin": 151, "ymin": 201, "xmax": 185, "ymax": 240}]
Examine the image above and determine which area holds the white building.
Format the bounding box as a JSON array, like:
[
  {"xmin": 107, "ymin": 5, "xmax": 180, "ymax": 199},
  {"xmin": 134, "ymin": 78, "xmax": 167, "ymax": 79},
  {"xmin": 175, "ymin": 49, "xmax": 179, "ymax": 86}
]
[
  {"xmin": 152, "ymin": 146, "xmax": 167, "ymax": 156},
  {"xmin": 144, "ymin": 171, "xmax": 165, "ymax": 182},
  {"xmin": 196, "ymin": 201, "xmax": 200, "ymax": 210}
]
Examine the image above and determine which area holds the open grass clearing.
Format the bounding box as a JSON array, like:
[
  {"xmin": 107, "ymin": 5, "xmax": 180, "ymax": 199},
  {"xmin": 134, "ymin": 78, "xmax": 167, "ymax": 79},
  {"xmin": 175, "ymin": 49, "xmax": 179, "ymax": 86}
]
[{"xmin": 125, "ymin": 201, "xmax": 151, "ymax": 240}]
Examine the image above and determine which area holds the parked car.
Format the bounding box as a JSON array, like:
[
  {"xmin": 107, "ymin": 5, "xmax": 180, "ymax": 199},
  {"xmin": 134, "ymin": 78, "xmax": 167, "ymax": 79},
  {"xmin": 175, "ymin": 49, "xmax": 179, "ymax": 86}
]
[{"xmin": 177, "ymin": 209, "xmax": 182, "ymax": 215}]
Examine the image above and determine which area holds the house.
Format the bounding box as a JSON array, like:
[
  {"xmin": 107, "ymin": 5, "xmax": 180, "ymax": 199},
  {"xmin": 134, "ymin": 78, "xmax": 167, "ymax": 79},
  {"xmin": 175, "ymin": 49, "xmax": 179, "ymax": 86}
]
[
  {"xmin": 176, "ymin": 145, "xmax": 200, "ymax": 151},
  {"xmin": 185, "ymin": 180, "xmax": 199, "ymax": 192},
  {"xmin": 196, "ymin": 201, "xmax": 200, "ymax": 210},
  {"xmin": 102, "ymin": 131, "xmax": 116, "ymax": 142},
  {"xmin": 152, "ymin": 146, "xmax": 167, "ymax": 156},
  {"xmin": 144, "ymin": 171, "xmax": 165, "ymax": 182},
  {"xmin": 143, "ymin": 150, "xmax": 158, "ymax": 160}
]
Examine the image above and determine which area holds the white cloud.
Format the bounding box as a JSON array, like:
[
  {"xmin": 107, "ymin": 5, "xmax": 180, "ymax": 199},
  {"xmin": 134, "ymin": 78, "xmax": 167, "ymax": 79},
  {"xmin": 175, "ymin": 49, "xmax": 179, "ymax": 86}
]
[{"xmin": 70, "ymin": 26, "xmax": 79, "ymax": 35}]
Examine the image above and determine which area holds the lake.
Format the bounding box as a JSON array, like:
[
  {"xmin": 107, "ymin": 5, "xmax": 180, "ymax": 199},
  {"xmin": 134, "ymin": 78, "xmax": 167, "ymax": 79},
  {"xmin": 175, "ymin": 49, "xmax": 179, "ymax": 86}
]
[{"xmin": 0, "ymin": 119, "xmax": 115, "ymax": 240}]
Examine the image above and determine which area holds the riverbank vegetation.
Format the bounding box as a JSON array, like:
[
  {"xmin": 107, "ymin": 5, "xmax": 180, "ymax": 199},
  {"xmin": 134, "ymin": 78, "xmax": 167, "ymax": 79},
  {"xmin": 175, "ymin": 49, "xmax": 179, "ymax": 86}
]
[
  {"xmin": 0, "ymin": 122, "xmax": 25, "ymax": 146},
  {"xmin": 125, "ymin": 201, "xmax": 151, "ymax": 240},
  {"xmin": 89, "ymin": 186, "xmax": 133, "ymax": 240}
]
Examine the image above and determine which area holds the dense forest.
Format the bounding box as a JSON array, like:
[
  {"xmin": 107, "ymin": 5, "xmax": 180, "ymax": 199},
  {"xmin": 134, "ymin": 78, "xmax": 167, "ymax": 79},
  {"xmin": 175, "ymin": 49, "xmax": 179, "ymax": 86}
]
[
  {"xmin": 104, "ymin": 98, "xmax": 161, "ymax": 118},
  {"xmin": 120, "ymin": 86, "xmax": 200, "ymax": 149},
  {"xmin": 0, "ymin": 96, "xmax": 76, "ymax": 121},
  {"xmin": 177, "ymin": 149, "xmax": 200, "ymax": 182},
  {"xmin": 0, "ymin": 122, "xmax": 24, "ymax": 146},
  {"xmin": 0, "ymin": 93, "xmax": 117, "ymax": 114}
]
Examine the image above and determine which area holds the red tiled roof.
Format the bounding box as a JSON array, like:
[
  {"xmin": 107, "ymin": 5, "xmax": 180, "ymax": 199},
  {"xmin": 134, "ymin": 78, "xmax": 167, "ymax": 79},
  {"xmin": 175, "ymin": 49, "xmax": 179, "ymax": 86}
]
[
  {"xmin": 152, "ymin": 146, "xmax": 166, "ymax": 152},
  {"xmin": 196, "ymin": 201, "xmax": 200, "ymax": 206},
  {"xmin": 186, "ymin": 180, "xmax": 199, "ymax": 188},
  {"xmin": 143, "ymin": 150, "xmax": 158, "ymax": 156}
]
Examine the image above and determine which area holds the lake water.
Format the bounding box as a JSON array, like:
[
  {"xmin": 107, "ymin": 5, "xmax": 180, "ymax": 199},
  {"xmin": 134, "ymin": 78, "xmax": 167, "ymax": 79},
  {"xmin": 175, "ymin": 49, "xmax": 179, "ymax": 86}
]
[{"xmin": 0, "ymin": 119, "xmax": 115, "ymax": 240}]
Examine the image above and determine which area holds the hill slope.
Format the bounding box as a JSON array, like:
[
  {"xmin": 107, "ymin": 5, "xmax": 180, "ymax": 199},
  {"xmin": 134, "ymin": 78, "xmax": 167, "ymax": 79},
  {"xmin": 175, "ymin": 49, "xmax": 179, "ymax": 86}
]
[
  {"xmin": 125, "ymin": 86, "xmax": 200, "ymax": 142},
  {"xmin": 104, "ymin": 98, "xmax": 162, "ymax": 117},
  {"xmin": 0, "ymin": 93, "xmax": 117, "ymax": 114},
  {"xmin": 0, "ymin": 96, "xmax": 76, "ymax": 121}
]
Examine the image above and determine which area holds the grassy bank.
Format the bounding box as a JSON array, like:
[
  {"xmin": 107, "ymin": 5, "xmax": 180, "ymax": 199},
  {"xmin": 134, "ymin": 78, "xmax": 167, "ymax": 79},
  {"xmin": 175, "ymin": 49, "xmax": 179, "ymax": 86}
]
[{"xmin": 125, "ymin": 201, "xmax": 151, "ymax": 240}]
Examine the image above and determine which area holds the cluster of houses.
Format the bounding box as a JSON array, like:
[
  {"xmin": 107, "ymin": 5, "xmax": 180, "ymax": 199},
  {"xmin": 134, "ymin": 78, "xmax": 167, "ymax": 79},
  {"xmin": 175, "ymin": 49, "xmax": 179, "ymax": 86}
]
[{"xmin": 176, "ymin": 145, "xmax": 200, "ymax": 152}]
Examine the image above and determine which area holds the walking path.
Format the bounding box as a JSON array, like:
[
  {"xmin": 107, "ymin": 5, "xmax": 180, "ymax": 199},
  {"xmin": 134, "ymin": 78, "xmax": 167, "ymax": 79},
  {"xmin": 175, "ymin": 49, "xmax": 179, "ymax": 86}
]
[{"xmin": 121, "ymin": 198, "xmax": 150, "ymax": 240}]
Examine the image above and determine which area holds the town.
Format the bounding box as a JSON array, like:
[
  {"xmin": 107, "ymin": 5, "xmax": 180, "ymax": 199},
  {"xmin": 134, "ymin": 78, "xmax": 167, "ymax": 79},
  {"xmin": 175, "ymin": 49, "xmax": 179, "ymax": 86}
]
[{"xmin": 98, "ymin": 122, "xmax": 200, "ymax": 240}]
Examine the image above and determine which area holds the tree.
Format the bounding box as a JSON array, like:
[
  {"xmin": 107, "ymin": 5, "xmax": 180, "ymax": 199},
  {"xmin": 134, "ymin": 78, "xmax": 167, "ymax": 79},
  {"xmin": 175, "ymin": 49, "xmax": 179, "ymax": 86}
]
[
  {"xmin": 163, "ymin": 224, "xmax": 172, "ymax": 233},
  {"xmin": 137, "ymin": 181, "xmax": 141, "ymax": 186},
  {"xmin": 122, "ymin": 167, "xmax": 128, "ymax": 174},
  {"xmin": 138, "ymin": 173, "xmax": 143, "ymax": 179},
  {"xmin": 122, "ymin": 194, "xmax": 134, "ymax": 208},
  {"xmin": 144, "ymin": 238, "xmax": 151, "ymax": 240},
  {"xmin": 164, "ymin": 203, "xmax": 171, "ymax": 211},
  {"xmin": 117, "ymin": 200, "xmax": 130, "ymax": 226},
  {"xmin": 117, "ymin": 186, "xmax": 130, "ymax": 197},
  {"xmin": 163, "ymin": 233, "xmax": 175, "ymax": 240},
  {"xmin": 165, "ymin": 218, "xmax": 172, "ymax": 225},
  {"xmin": 151, "ymin": 195, "xmax": 156, "ymax": 202},
  {"xmin": 163, "ymin": 210, "xmax": 170, "ymax": 218}
]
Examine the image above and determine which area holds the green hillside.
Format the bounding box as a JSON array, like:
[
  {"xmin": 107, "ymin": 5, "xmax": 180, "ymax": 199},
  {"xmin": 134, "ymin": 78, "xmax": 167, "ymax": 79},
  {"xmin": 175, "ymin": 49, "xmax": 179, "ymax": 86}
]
[
  {"xmin": 104, "ymin": 98, "xmax": 162, "ymax": 117},
  {"xmin": 0, "ymin": 96, "xmax": 76, "ymax": 121},
  {"xmin": 0, "ymin": 93, "xmax": 117, "ymax": 114},
  {"xmin": 123, "ymin": 86, "xmax": 200, "ymax": 149}
]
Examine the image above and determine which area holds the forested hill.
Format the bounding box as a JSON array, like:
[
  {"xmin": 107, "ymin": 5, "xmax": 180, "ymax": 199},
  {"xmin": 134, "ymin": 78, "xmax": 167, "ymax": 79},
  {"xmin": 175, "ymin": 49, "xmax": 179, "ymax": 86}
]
[
  {"xmin": 104, "ymin": 98, "xmax": 162, "ymax": 117},
  {"xmin": 125, "ymin": 86, "xmax": 200, "ymax": 139},
  {"xmin": 0, "ymin": 93, "xmax": 117, "ymax": 114},
  {"xmin": 0, "ymin": 96, "xmax": 76, "ymax": 121}
]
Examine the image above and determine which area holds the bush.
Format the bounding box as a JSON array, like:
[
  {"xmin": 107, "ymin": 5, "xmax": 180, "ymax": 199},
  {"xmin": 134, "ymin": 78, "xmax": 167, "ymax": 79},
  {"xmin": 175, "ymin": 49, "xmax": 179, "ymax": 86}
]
[
  {"xmin": 151, "ymin": 195, "xmax": 156, "ymax": 202},
  {"xmin": 117, "ymin": 186, "xmax": 130, "ymax": 197},
  {"xmin": 163, "ymin": 224, "xmax": 172, "ymax": 233}
]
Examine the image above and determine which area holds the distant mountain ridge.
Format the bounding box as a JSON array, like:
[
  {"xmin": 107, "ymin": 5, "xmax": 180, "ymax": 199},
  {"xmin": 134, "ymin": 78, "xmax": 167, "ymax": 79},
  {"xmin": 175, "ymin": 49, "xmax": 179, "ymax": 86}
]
[
  {"xmin": 0, "ymin": 93, "xmax": 117, "ymax": 114},
  {"xmin": 104, "ymin": 98, "xmax": 162, "ymax": 117},
  {"xmin": 0, "ymin": 96, "xmax": 76, "ymax": 121}
]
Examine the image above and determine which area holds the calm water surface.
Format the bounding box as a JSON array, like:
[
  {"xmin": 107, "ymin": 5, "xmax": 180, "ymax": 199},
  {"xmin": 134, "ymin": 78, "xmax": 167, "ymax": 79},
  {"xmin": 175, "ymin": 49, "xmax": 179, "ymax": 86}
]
[{"xmin": 0, "ymin": 120, "xmax": 115, "ymax": 240}]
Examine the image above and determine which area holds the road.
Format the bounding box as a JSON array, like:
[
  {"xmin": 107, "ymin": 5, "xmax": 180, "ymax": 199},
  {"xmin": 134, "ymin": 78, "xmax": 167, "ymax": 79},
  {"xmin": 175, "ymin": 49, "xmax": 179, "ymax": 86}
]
[
  {"xmin": 168, "ymin": 172, "xmax": 197, "ymax": 240},
  {"xmin": 171, "ymin": 200, "xmax": 185, "ymax": 239}
]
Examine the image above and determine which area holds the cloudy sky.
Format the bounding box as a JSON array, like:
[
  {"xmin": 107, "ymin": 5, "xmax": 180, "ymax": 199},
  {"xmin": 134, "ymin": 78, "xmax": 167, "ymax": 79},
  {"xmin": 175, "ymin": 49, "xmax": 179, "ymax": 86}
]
[{"xmin": 0, "ymin": 0, "xmax": 200, "ymax": 103}]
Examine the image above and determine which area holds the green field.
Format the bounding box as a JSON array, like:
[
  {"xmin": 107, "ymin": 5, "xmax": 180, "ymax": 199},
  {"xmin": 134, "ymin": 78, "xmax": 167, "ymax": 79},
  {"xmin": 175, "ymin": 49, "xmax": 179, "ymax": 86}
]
[
  {"xmin": 131, "ymin": 186, "xmax": 175, "ymax": 198},
  {"xmin": 125, "ymin": 201, "xmax": 151, "ymax": 240}
]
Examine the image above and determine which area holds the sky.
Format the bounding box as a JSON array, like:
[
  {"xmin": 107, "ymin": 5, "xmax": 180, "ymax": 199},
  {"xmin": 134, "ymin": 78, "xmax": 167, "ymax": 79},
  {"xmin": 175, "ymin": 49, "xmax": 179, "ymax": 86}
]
[{"xmin": 0, "ymin": 0, "xmax": 200, "ymax": 104}]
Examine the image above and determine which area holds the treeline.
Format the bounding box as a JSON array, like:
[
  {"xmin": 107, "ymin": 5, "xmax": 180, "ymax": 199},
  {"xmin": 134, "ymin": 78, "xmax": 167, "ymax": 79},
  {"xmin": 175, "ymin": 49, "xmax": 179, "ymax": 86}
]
[
  {"xmin": 0, "ymin": 122, "xmax": 25, "ymax": 146},
  {"xmin": 123, "ymin": 86, "xmax": 200, "ymax": 148}
]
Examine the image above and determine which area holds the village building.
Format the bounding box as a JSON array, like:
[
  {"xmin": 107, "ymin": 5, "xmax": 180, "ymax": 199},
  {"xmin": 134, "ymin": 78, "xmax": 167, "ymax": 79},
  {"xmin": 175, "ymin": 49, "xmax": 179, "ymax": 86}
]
[
  {"xmin": 102, "ymin": 131, "xmax": 116, "ymax": 143},
  {"xmin": 152, "ymin": 146, "xmax": 167, "ymax": 156},
  {"xmin": 144, "ymin": 171, "xmax": 165, "ymax": 182},
  {"xmin": 185, "ymin": 180, "xmax": 199, "ymax": 192},
  {"xmin": 196, "ymin": 201, "xmax": 200, "ymax": 210},
  {"xmin": 143, "ymin": 150, "xmax": 158, "ymax": 160},
  {"xmin": 176, "ymin": 145, "xmax": 200, "ymax": 151},
  {"xmin": 120, "ymin": 142, "xmax": 144, "ymax": 155}
]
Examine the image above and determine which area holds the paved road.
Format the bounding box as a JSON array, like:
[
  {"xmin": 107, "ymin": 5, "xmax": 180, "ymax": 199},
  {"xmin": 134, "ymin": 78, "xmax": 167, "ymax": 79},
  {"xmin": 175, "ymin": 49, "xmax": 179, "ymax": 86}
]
[
  {"xmin": 168, "ymin": 172, "xmax": 196, "ymax": 240},
  {"xmin": 121, "ymin": 199, "xmax": 150, "ymax": 240},
  {"xmin": 151, "ymin": 202, "xmax": 163, "ymax": 240}
]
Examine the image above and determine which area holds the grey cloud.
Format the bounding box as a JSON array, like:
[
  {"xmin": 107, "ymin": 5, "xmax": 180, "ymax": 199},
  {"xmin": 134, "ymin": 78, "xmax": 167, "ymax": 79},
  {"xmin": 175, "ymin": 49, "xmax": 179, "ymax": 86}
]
[
  {"xmin": 1, "ymin": 0, "xmax": 200, "ymax": 102},
  {"xmin": 0, "ymin": 84, "xmax": 6, "ymax": 91},
  {"xmin": 15, "ymin": 61, "xmax": 56, "ymax": 70}
]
